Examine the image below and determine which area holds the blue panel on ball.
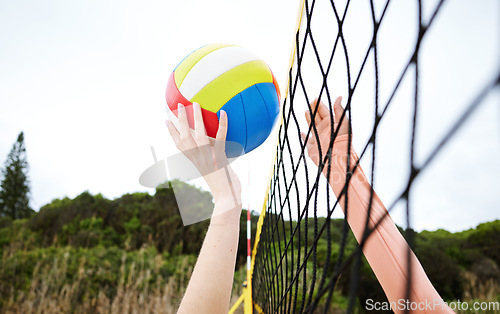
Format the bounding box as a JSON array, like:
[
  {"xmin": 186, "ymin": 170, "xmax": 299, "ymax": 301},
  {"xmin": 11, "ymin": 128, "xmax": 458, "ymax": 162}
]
[
  {"xmin": 218, "ymin": 82, "xmax": 279, "ymax": 157},
  {"xmin": 218, "ymin": 93, "xmax": 246, "ymax": 158},
  {"xmin": 240, "ymin": 84, "xmax": 272, "ymax": 153},
  {"xmin": 255, "ymin": 82, "xmax": 280, "ymax": 132}
]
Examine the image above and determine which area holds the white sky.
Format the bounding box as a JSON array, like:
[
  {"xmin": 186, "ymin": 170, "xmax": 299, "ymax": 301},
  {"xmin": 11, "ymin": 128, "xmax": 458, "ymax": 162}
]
[{"xmin": 0, "ymin": 0, "xmax": 498, "ymax": 232}]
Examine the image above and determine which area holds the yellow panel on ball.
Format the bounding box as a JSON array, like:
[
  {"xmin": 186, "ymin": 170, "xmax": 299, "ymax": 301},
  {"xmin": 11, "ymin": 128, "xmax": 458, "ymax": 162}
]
[{"xmin": 191, "ymin": 60, "xmax": 273, "ymax": 113}]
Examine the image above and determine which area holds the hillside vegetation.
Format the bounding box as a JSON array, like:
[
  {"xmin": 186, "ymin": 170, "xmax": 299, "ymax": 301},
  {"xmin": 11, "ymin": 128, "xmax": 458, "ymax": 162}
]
[{"xmin": 0, "ymin": 180, "xmax": 498, "ymax": 313}]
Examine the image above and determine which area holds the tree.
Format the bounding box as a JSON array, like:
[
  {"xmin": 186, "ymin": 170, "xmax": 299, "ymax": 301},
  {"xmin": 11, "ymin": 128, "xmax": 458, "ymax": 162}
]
[{"xmin": 0, "ymin": 132, "xmax": 33, "ymax": 219}]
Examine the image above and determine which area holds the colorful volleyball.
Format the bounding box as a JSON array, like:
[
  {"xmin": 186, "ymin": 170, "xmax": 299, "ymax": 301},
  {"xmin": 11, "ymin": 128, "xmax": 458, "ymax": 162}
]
[{"xmin": 165, "ymin": 43, "xmax": 281, "ymax": 157}]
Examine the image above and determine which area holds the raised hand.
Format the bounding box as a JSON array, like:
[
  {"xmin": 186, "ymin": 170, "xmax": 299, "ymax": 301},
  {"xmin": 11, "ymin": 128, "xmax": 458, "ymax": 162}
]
[
  {"xmin": 301, "ymin": 96, "xmax": 349, "ymax": 169},
  {"xmin": 166, "ymin": 102, "xmax": 241, "ymax": 214}
]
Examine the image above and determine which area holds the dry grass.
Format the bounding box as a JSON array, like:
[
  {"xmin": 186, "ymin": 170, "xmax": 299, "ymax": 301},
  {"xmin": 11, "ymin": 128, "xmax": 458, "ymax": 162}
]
[
  {"xmin": 1, "ymin": 246, "xmax": 194, "ymax": 313},
  {"xmin": 0, "ymin": 238, "xmax": 251, "ymax": 314},
  {"xmin": 463, "ymin": 270, "xmax": 499, "ymax": 301}
]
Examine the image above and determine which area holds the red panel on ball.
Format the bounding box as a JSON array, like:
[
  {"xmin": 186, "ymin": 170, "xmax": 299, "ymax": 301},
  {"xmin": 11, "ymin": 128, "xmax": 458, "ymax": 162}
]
[
  {"xmin": 201, "ymin": 109, "xmax": 220, "ymax": 139},
  {"xmin": 165, "ymin": 72, "xmax": 219, "ymax": 138},
  {"xmin": 271, "ymin": 71, "xmax": 281, "ymax": 104}
]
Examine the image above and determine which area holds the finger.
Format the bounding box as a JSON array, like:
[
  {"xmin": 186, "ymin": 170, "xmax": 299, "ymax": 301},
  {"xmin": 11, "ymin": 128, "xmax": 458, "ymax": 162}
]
[
  {"xmin": 311, "ymin": 98, "xmax": 330, "ymax": 119},
  {"xmin": 302, "ymin": 132, "xmax": 317, "ymax": 156},
  {"xmin": 314, "ymin": 98, "xmax": 331, "ymax": 120},
  {"xmin": 193, "ymin": 102, "xmax": 209, "ymax": 145},
  {"xmin": 301, "ymin": 131, "xmax": 317, "ymax": 147},
  {"xmin": 215, "ymin": 110, "xmax": 229, "ymax": 168},
  {"xmin": 193, "ymin": 103, "xmax": 212, "ymax": 168},
  {"xmin": 300, "ymin": 131, "xmax": 307, "ymax": 144},
  {"xmin": 308, "ymin": 111, "xmax": 324, "ymax": 135},
  {"xmin": 305, "ymin": 110, "xmax": 311, "ymax": 126},
  {"xmin": 177, "ymin": 103, "xmax": 197, "ymax": 150},
  {"xmin": 333, "ymin": 96, "xmax": 346, "ymax": 125},
  {"xmin": 307, "ymin": 99, "xmax": 322, "ymax": 125},
  {"xmin": 333, "ymin": 96, "xmax": 352, "ymax": 137},
  {"xmin": 166, "ymin": 120, "xmax": 183, "ymax": 150},
  {"xmin": 216, "ymin": 110, "xmax": 228, "ymax": 142},
  {"xmin": 177, "ymin": 103, "xmax": 190, "ymax": 134}
]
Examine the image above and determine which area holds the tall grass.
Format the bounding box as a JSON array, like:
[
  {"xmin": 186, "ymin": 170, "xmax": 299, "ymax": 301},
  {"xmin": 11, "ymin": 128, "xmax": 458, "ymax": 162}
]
[
  {"xmin": 0, "ymin": 243, "xmax": 195, "ymax": 313},
  {"xmin": 0, "ymin": 238, "xmax": 250, "ymax": 314}
]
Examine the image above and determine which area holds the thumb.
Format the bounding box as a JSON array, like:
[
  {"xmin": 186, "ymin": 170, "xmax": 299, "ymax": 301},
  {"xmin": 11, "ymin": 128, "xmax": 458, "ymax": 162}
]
[{"xmin": 333, "ymin": 96, "xmax": 344, "ymax": 125}]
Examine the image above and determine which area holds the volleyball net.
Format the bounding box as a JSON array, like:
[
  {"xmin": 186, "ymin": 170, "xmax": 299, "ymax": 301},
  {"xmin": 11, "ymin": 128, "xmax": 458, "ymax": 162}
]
[{"xmin": 249, "ymin": 0, "xmax": 500, "ymax": 312}]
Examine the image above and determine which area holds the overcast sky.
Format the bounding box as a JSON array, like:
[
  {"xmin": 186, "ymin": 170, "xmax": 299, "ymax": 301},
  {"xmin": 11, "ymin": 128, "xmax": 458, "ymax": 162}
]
[{"xmin": 0, "ymin": 0, "xmax": 498, "ymax": 232}]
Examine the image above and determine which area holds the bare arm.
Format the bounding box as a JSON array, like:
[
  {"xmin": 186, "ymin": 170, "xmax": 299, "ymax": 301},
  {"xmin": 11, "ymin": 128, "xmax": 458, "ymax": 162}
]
[
  {"xmin": 302, "ymin": 98, "xmax": 453, "ymax": 313},
  {"xmin": 177, "ymin": 205, "xmax": 240, "ymax": 313},
  {"xmin": 167, "ymin": 102, "xmax": 242, "ymax": 313}
]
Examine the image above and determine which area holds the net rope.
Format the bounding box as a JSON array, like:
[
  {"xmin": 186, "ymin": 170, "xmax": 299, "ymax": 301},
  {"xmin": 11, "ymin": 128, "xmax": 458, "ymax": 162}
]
[{"xmin": 251, "ymin": 0, "xmax": 500, "ymax": 312}]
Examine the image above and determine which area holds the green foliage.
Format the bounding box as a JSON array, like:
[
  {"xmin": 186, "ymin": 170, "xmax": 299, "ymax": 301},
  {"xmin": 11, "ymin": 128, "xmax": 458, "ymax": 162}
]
[
  {"xmin": 415, "ymin": 243, "xmax": 464, "ymax": 299},
  {"xmin": 0, "ymin": 178, "xmax": 498, "ymax": 311},
  {"xmin": 465, "ymin": 220, "xmax": 500, "ymax": 265},
  {"xmin": 24, "ymin": 181, "xmax": 219, "ymax": 255},
  {"xmin": 0, "ymin": 132, "xmax": 33, "ymax": 219}
]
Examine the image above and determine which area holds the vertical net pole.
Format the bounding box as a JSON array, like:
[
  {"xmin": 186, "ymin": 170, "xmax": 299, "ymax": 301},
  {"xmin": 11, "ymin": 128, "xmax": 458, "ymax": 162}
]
[
  {"xmin": 244, "ymin": 208, "xmax": 252, "ymax": 313},
  {"xmin": 244, "ymin": 169, "xmax": 252, "ymax": 313}
]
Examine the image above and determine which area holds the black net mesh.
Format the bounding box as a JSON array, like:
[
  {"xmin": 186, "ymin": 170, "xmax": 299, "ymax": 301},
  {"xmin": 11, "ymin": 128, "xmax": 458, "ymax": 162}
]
[{"xmin": 251, "ymin": 0, "xmax": 500, "ymax": 312}]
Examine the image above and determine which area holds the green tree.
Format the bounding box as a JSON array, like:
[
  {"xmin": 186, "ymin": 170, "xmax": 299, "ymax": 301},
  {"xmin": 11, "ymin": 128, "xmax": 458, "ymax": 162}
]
[{"xmin": 0, "ymin": 132, "xmax": 33, "ymax": 219}]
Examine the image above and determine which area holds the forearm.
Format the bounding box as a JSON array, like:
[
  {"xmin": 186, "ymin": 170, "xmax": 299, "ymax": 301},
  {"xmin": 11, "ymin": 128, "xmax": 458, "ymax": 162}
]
[
  {"xmin": 327, "ymin": 135, "xmax": 452, "ymax": 313},
  {"xmin": 178, "ymin": 201, "xmax": 241, "ymax": 314}
]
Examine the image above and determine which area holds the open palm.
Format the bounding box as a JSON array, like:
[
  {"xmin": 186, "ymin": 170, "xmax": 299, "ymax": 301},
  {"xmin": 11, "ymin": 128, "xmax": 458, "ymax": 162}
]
[{"xmin": 301, "ymin": 97, "xmax": 349, "ymax": 167}]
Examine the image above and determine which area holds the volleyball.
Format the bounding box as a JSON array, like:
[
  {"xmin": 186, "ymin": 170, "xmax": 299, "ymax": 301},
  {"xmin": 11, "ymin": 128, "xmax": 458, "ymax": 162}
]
[{"xmin": 166, "ymin": 43, "xmax": 281, "ymax": 157}]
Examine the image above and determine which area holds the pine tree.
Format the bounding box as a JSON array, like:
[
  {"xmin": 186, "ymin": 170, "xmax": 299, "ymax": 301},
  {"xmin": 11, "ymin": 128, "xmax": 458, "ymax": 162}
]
[{"xmin": 0, "ymin": 132, "xmax": 33, "ymax": 219}]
